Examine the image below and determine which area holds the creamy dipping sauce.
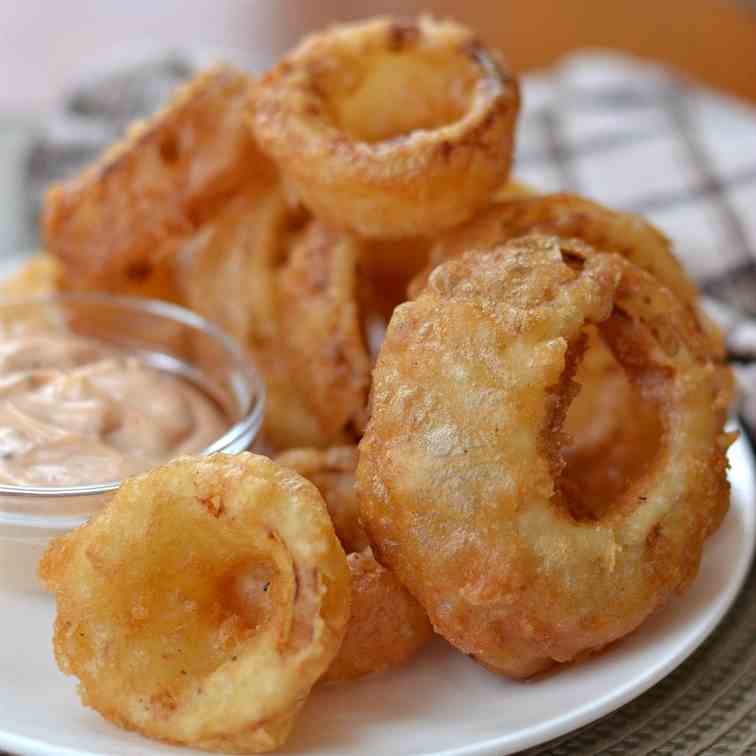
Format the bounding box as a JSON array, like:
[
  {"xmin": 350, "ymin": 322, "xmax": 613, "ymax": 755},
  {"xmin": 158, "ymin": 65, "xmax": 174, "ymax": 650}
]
[{"xmin": 0, "ymin": 324, "xmax": 228, "ymax": 486}]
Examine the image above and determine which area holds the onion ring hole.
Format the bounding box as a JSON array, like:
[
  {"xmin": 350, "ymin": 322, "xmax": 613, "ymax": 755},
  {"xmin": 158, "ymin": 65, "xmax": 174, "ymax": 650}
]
[
  {"xmin": 560, "ymin": 327, "xmax": 663, "ymax": 522},
  {"xmin": 319, "ymin": 39, "xmax": 480, "ymax": 143}
]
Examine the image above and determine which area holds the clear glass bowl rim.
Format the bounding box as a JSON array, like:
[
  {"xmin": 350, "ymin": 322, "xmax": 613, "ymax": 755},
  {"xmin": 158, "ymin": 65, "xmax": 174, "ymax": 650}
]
[{"xmin": 0, "ymin": 291, "xmax": 266, "ymax": 506}]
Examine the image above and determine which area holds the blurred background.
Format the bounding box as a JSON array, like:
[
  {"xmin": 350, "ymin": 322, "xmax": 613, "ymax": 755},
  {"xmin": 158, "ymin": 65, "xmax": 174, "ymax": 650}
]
[
  {"xmin": 3, "ymin": 0, "xmax": 756, "ymax": 112},
  {"xmin": 0, "ymin": 0, "xmax": 755, "ymax": 256}
]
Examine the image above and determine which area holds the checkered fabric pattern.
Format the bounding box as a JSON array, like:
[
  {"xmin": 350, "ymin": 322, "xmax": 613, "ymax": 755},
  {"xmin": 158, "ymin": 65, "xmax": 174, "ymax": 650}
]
[
  {"xmin": 9, "ymin": 51, "xmax": 756, "ymax": 756},
  {"xmin": 517, "ymin": 53, "xmax": 756, "ymax": 311}
]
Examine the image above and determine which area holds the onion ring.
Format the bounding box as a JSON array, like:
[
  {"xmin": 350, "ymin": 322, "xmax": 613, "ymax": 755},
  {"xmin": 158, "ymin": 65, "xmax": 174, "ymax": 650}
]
[
  {"xmin": 177, "ymin": 197, "xmax": 371, "ymax": 450},
  {"xmin": 44, "ymin": 65, "xmax": 271, "ymax": 284},
  {"xmin": 359, "ymin": 236, "xmax": 732, "ymax": 678},
  {"xmin": 252, "ymin": 16, "xmax": 519, "ymax": 238},
  {"xmin": 322, "ymin": 548, "xmax": 434, "ymax": 683},
  {"xmin": 172, "ymin": 185, "xmax": 330, "ymax": 452},
  {"xmin": 40, "ymin": 452, "xmax": 351, "ymax": 752},
  {"xmin": 176, "ymin": 187, "xmax": 296, "ymax": 350},
  {"xmin": 175, "ymin": 189, "xmax": 372, "ymax": 451},
  {"xmin": 410, "ymin": 192, "xmax": 700, "ymax": 304},
  {"xmin": 277, "ymin": 222, "xmax": 372, "ymax": 444},
  {"xmin": 408, "ymin": 191, "xmax": 732, "ymax": 405},
  {"xmin": 275, "ymin": 446, "xmax": 433, "ymax": 681},
  {"xmin": 275, "ymin": 446, "xmax": 368, "ymax": 553}
]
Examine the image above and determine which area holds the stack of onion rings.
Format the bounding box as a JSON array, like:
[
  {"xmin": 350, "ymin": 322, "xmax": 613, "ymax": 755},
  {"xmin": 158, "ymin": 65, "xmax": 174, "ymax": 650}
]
[{"xmin": 29, "ymin": 15, "xmax": 735, "ymax": 752}]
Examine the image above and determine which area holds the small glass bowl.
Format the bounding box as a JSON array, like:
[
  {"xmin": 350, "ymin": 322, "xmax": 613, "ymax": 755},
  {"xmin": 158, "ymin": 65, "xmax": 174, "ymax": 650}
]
[{"xmin": 0, "ymin": 293, "xmax": 265, "ymax": 591}]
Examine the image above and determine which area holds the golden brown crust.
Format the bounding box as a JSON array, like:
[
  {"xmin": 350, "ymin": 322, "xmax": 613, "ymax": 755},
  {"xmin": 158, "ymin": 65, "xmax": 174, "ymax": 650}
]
[
  {"xmin": 359, "ymin": 236, "xmax": 731, "ymax": 678},
  {"xmin": 40, "ymin": 452, "xmax": 351, "ymax": 752},
  {"xmin": 409, "ymin": 191, "xmax": 732, "ymax": 406},
  {"xmin": 171, "ymin": 184, "xmax": 329, "ymax": 452},
  {"xmin": 174, "ymin": 188, "xmax": 371, "ymax": 452},
  {"xmin": 351, "ymin": 180, "xmax": 536, "ymax": 321},
  {"xmin": 277, "ymin": 223, "xmax": 372, "ymax": 444},
  {"xmin": 275, "ymin": 446, "xmax": 368, "ymax": 553},
  {"xmin": 323, "ymin": 549, "xmax": 434, "ymax": 682},
  {"xmin": 275, "ymin": 447, "xmax": 433, "ymax": 681},
  {"xmin": 253, "ymin": 16, "xmax": 519, "ymax": 238},
  {"xmin": 44, "ymin": 66, "xmax": 272, "ymax": 284},
  {"xmin": 176, "ymin": 186, "xmax": 293, "ymax": 350},
  {"xmin": 0, "ymin": 250, "xmax": 183, "ymax": 303},
  {"xmin": 411, "ymin": 192, "xmax": 699, "ymax": 303}
]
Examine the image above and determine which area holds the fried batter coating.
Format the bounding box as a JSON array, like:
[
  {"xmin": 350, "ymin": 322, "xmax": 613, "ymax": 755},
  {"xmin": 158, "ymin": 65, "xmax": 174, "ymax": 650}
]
[
  {"xmin": 253, "ymin": 16, "xmax": 519, "ymax": 238},
  {"xmin": 352, "ymin": 180, "xmax": 536, "ymax": 321},
  {"xmin": 359, "ymin": 236, "xmax": 732, "ymax": 678},
  {"xmin": 60, "ymin": 247, "xmax": 184, "ymax": 303},
  {"xmin": 277, "ymin": 223, "xmax": 372, "ymax": 444},
  {"xmin": 275, "ymin": 446, "xmax": 367, "ymax": 553},
  {"xmin": 175, "ymin": 186, "xmax": 371, "ymax": 451},
  {"xmin": 409, "ymin": 191, "xmax": 732, "ymax": 402},
  {"xmin": 411, "ymin": 192, "xmax": 699, "ymax": 304},
  {"xmin": 257, "ymin": 353, "xmax": 341, "ymax": 453},
  {"xmin": 0, "ymin": 250, "xmax": 182, "ymax": 303},
  {"xmin": 276, "ymin": 446, "xmax": 433, "ymax": 681},
  {"xmin": 40, "ymin": 453, "xmax": 351, "ymax": 753},
  {"xmin": 44, "ymin": 65, "xmax": 272, "ymax": 285},
  {"xmin": 176, "ymin": 187, "xmax": 294, "ymax": 350},
  {"xmin": 173, "ymin": 184, "xmax": 328, "ymax": 451},
  {"xmin": 352, "ymin": 179, "xmax": 537, "ymax": 319},
  {"xmin": 323, "ymin": 549, "xmax": 434, "ymax": 682}
]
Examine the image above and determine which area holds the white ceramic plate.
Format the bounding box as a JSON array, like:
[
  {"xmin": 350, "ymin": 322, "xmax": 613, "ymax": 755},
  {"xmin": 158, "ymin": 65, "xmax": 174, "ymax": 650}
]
[{"xmin": 0, "ymin": 432, "xmax": 753, "ymax": 756}]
